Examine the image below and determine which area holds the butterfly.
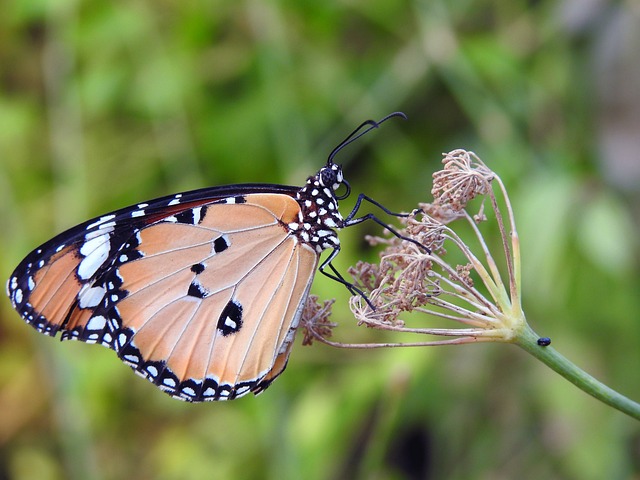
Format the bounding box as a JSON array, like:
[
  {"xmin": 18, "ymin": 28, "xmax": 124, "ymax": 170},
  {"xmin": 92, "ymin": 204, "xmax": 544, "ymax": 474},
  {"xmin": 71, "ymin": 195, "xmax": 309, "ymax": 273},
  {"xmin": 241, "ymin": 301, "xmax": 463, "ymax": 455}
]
[{"xmin": 6, "ymin": 112, "xmax": 412, "ymax": 402}]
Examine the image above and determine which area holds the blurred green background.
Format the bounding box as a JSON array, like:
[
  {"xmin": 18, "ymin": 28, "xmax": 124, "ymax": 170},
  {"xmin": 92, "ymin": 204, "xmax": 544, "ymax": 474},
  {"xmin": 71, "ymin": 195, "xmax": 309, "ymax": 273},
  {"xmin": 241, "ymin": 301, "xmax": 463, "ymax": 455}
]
[{"xmin": 1, "ymin": 1, "xmax": 639, "ymax": 479}]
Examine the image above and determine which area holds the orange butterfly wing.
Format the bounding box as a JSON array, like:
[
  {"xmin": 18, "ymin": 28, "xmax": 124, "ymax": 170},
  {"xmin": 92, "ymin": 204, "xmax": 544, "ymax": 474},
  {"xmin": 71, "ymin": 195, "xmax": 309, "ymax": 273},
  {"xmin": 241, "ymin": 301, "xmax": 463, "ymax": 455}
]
[
  {"xmin": 8, "ymin": 193, "xmax": 318, "ymax": 401},
  {"xmin": 112, "ymin": 195, "xmax": 319, "ymax": 400}
]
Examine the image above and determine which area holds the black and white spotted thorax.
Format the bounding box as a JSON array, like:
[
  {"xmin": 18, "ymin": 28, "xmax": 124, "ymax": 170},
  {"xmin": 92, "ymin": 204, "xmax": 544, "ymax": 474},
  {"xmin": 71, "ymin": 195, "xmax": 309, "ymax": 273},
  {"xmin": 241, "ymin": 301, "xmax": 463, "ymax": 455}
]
[{"xmin": 289, "ymin": 163, "xmax": 345, "ymax": 253}]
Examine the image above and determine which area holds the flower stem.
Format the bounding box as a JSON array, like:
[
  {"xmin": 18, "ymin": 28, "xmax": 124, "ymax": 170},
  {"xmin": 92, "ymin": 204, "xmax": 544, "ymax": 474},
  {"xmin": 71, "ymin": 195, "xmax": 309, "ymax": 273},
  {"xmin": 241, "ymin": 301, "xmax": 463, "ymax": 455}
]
[{"xmin": 515, "ymin": 324, "xmax": 640, "ymax": 421}]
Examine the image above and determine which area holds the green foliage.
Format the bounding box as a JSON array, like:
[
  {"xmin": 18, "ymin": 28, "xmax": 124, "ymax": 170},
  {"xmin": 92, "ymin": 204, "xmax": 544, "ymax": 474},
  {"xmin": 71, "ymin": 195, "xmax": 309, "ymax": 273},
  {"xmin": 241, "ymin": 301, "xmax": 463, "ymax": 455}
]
[{"xmin": 1, "ymin": 1, "xmax": 639, "ymax": 479}]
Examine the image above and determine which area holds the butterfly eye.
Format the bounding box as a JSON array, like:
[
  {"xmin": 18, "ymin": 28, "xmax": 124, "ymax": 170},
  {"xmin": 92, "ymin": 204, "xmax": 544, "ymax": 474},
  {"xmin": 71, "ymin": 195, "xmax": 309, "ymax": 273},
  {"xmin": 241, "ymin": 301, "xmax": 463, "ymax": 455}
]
[{"xmin": 319, "ymin": 167, "xmax": 338, "ymax": 188}]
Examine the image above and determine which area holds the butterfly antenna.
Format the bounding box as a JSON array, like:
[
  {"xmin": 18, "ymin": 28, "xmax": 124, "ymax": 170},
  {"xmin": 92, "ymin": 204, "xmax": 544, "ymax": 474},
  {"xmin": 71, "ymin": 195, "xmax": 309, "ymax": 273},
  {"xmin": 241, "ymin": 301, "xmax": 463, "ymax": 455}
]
[{"xmin": 327, "ymin": 112, "xmax": 407, "ymax": 165}]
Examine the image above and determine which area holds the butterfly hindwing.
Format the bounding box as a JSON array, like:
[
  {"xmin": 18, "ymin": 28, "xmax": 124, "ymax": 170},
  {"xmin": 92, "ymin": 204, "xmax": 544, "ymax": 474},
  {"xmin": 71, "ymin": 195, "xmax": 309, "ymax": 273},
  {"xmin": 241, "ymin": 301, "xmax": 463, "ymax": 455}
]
[{"xmin": 110, "ymin": 194, "xmax": 319, "ymax": 400}]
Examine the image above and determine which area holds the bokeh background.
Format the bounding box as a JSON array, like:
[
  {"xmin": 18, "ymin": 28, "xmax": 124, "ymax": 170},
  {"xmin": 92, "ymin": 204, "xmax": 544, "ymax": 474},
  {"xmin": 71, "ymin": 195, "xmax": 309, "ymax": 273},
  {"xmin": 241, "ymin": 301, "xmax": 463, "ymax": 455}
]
[{"xmin": 1, "ymin": 1, "xmax": 639, "ymax": 479}]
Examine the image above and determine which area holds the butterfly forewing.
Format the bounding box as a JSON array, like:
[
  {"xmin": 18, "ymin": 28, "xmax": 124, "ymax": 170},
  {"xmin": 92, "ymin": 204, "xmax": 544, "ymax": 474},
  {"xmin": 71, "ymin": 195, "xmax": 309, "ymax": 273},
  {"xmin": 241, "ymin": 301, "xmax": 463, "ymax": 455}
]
[
  {"xmin": 7, "ymin": 188, "xmax": 320, "ymax": 401},
  {"xmin": 6, "ymin": 187, "xmax": 276, "ymax": 336}
]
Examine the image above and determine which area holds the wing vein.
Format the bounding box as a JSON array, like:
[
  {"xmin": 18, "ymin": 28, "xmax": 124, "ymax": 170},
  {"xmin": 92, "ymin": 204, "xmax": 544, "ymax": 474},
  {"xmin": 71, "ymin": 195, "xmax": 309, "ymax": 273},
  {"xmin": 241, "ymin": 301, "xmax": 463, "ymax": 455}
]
[{"xmin": 231, "ymin": 242, "xmax": 300, "ymax": 387}]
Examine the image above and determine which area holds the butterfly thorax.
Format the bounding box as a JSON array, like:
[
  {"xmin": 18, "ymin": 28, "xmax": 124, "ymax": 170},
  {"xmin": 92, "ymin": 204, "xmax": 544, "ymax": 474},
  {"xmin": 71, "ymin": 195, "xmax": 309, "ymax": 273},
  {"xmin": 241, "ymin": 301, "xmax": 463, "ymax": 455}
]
[{"xmin": 289, "ymin": 163, "xmax": 344, "ymax": 254}]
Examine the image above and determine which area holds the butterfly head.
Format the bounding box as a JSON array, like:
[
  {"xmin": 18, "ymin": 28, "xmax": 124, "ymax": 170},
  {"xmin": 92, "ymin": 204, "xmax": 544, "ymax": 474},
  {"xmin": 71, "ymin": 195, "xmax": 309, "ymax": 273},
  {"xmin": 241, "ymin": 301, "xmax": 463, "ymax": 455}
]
[
  {"xmin": 318, "ymin": 162, "xmax": 350, "ymax": 201},
  {"xmin": 301, "ymin": 162, "xmax": 348, "ymax": 203}
]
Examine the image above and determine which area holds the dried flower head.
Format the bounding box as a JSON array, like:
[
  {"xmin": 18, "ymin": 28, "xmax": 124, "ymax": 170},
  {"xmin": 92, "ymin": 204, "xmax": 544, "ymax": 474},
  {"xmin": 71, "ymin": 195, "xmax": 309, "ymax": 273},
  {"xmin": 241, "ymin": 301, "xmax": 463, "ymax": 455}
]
[
  {"xmin": 432, "ymin": 149, "xmax": 494, "ymax": 210},
  {"xmin": 300, "ymin": 295, "xmax": 336, "ymax": 345}
]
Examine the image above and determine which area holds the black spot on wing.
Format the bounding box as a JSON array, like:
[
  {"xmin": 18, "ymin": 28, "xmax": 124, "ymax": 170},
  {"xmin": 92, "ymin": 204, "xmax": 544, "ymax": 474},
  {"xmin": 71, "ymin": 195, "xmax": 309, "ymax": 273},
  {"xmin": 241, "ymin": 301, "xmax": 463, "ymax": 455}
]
[
  {"xmin": 190, "ymin": 263, "xmax": 205, "ymax": 274},
  {"xmin": 217, "ymin": 299, "xmax": 243, "ymax": 336},
  {"xmin": 187, "ymin": 281, "xmax": 209, "ymax": 299},
  {"xmin": 174, "ymin": 210, "xmax": 195, "ymax": 224},
  {"xmin": 174, "ymin": 205, "xmax": 208, "ymax": 225},
  {"xmin": 213, "ymin": 236, "xmax": 229, "ymax": 254}
]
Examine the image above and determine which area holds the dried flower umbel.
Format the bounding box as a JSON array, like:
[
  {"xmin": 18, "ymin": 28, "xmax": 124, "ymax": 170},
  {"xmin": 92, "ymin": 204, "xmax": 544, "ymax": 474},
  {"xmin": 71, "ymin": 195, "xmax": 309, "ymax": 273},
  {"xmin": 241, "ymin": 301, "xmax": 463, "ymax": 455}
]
[
  {"xmin": 304, "ymin": 149, "xmax": 524, "ymax": 347},
  {"xmin": 301, "ymin": 149, "xmax": 640, "ymax": 421}
]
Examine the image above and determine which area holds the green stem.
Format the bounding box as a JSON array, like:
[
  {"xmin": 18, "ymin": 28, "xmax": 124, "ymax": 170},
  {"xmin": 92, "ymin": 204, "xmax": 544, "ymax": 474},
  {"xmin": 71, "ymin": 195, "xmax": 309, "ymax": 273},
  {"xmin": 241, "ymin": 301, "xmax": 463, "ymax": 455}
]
[{"xmin": 515, "ymin": 324, "xmax": 640, "ymax": 421}]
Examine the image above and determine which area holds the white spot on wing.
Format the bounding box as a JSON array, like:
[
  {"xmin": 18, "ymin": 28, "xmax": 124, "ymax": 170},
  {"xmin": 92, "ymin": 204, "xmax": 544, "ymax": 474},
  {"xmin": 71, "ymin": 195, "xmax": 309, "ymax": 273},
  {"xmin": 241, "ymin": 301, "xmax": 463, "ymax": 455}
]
[
  {"xmin": 86, "ymin": 315, "xmax": 107, "ymax": 331},
  {"xmin": 84, "ymin": 224, "xmax": 115, "ymax": 240},
  {"xmin": 108, "ymin": 316, "xmax": 119, "ymax": 330},
  {"xmin": 181, "ymin": 387, "xmax": 196, "ymax": 397},
  {"xmin": 15, "ymin": 288, "xmax": 23, "ymax": 304},
  {"xmin": 124, "ymin": 355, "xmax": 139, "ymax": 364},
  {"xmin": 192, "ymin": 206, "xmax": 202, "ymax": 224},
  {"xmin": 224, "ymin": 317, "xmax": 237, "ymax": 330},
  {"xmin": 87, "ymin": 214, "xmax": 116, "ymax": 230},
  {"xmin": 131, "ymin": 209, "xmax": 145, "ymax": 218},
  {"xmin": 78, "ymin": 234, "xmax": 111, "ymax": 280},
  {"xmin": 236, "ymin": 385, "xmax": 250, "ymax": 396},
  {"xmin": 168, "ymin": 194, "xmax": 183, "ymax": 206},
  {"xmin": 78, "ymin": 285, "xmax": 106, "ymax": 308}
]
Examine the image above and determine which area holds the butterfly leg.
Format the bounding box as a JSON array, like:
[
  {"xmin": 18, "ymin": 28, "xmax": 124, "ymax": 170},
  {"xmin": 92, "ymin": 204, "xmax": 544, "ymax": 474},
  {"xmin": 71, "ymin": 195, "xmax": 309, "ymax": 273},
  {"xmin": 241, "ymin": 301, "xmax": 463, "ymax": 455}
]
[
  {"xmin": 342, "ymin": 193, "xmax": 430, "ymax": 253},
  {"xmin": 318, "ymin": 195, "xmax": 428, "ymax": 310},
  {"xmin": 318, "ymin": 246, "xmax": 377, "ymax": 310}
]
